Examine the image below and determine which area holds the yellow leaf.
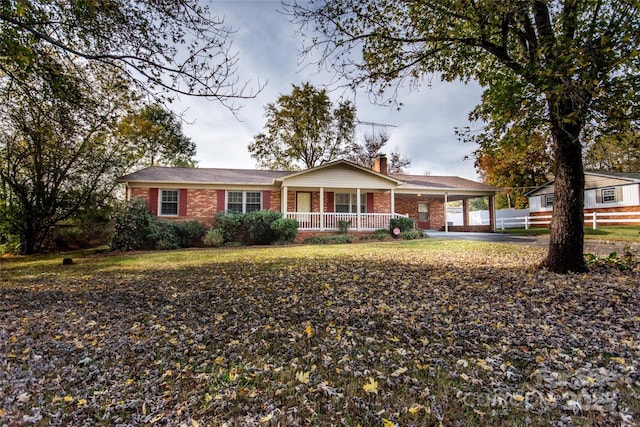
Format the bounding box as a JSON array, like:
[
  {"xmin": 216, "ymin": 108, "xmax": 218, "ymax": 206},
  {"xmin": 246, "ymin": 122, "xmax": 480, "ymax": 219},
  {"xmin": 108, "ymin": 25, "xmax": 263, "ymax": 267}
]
[
  {"xmin": 408, "ymin": 405, "xmax": 423, "ymax": 415},
  {"xmin": 214, "ymin": 356, "xmax": 225, "ymax": 365},
  {"xmin": 305, "ymin": 324, "xmax": 313, "ymax": 338},
  {"xmin": 391, "ymin": 367, "xmax": 407, "ymax": 377},
  {"xmin": 260, "ymin": 413, "xmax": 273, "ymax": 423},
  {"xmin": 63, "ymin": 395, "xmax": 74, "ymax": 403},
  {"xmin": 204, "ymin": 393, "xmax": 213, "ymax": 403},
  {"xmin": 382, "ymin": 418, "xmax": 395, "ymax": 427},
  {"xmin": 295, "ymin": 370, "xmax": 310, "ymax": 384},
  {"xmin": 362, "ymin": 377, "xmax": 378, "ymax": 394},
  {"xmin": 77, "ymin": 399, "xmax": 87, "ymax": 407},
  {"xmin": 513, "ymin": 394, "xmax": 525, "ymax": 402}
]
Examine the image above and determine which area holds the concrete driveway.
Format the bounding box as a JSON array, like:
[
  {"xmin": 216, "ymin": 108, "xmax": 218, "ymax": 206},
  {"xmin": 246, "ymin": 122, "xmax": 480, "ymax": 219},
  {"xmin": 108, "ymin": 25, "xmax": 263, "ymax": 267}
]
[{"xmin": 423, "ymin": 231, "xmax": 638, "ymax": 256}]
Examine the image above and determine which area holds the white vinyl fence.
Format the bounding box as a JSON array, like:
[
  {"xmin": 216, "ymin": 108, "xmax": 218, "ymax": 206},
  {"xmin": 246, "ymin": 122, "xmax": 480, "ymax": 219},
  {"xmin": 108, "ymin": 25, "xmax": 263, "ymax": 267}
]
[{"xmin": 464, "ymin": 209, "xmax": 640, "ymax": 230}]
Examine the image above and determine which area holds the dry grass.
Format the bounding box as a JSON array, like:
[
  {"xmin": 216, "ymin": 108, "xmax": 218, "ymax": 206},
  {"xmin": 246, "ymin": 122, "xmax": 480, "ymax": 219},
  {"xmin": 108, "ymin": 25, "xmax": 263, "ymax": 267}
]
[{"xmin": 1, "ymin": 240, "xmax": 639, "ymax": 426}]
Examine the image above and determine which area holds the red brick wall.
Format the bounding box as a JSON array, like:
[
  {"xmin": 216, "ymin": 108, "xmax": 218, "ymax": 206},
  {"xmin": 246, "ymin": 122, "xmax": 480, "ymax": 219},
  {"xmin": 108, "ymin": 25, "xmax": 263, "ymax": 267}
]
[
  {"xmin": 395, "ymin": 194, "xmax": 445, "ymax": 229},
  {"xmin": 128, "ymin": 187, "xmax": 281, "ymax": 227}
]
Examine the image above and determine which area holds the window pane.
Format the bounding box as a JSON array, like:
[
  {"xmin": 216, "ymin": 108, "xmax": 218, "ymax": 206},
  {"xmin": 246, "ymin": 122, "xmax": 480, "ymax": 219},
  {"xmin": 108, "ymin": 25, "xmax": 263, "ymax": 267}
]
[
  {"xmin": 246, "ymin": 192, "xmax": 262, "ymax": 212},
  {"xmin": 160, "ymin": 190, "xmax": 178, "ymax": 215},
  {"xmin": 602, "ymin": 188, "xmax": 615, "ymax": 203},
  {"xmin": 545, "ymin": 194, "xmax": 554, "ymax": 207},
  {"xmin": 227, "ymin": 191, "xmax": 243, "ymax": 213},
  {"xmin": 335, "ymin": 193, "xmax": 350, "ymax": 213}
]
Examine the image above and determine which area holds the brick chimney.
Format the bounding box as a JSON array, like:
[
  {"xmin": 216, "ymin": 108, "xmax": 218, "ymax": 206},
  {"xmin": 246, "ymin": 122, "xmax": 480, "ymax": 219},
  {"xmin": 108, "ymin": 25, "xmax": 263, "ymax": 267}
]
[{"xmin": 373, "ymin": 154, "xmax": 388, "ymax": 175}]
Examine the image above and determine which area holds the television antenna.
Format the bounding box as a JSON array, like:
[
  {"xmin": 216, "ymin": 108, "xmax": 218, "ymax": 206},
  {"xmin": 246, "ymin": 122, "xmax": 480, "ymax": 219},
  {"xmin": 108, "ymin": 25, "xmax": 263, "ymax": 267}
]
[{"xmin": 357, "ymin": 120, "xmax": 397, "ymax": 135}]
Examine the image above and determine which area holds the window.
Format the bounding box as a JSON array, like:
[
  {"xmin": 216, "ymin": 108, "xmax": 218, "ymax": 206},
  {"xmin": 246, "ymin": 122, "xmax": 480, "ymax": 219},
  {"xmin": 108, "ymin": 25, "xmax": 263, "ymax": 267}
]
[
  {"xmin": 335, "ymin": 193, "xmax": 366, "ymax": 213},
  {"xmin": 418, "ymin": 202, "xmax": 429, "ymax": 222},
  {"xmin": 160, "ymin": 190, "xmax": 179, "ymax": 216},
  {"xmin": 227, "ymin": 191, "xmax": 244, "ymax": 213},
  {"xmin": 227, "ymin": 191, "xmax": 262, "ymax": 213},
  {"xmin": 601, "ymin": 188, "xmax": 616, "ymax": 203},
  {"xmin": 245, "ymin": 192, "xmax": 262, "ymax": 212},
  {"xmin": 544, "ymin": 194, "xmax": 554, "ymax": 207}
]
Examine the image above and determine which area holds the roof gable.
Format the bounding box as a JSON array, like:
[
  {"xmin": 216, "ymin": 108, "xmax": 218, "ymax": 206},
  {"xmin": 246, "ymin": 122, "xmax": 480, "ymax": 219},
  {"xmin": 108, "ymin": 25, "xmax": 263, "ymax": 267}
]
[{"xmin": 279, "ymin": 160, "xmax": 400, "ymax": 189}]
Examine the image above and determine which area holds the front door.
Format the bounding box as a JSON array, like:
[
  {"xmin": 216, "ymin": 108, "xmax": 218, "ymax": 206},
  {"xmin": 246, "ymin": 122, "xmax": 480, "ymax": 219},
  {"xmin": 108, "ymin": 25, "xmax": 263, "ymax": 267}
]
[
  {"xmin": 296, "ymin": 192, "xmax": 312, "ymax": 228},
  {"xmin": 417, "ymin": 202, "xmax": 430, "ymax": 229}
]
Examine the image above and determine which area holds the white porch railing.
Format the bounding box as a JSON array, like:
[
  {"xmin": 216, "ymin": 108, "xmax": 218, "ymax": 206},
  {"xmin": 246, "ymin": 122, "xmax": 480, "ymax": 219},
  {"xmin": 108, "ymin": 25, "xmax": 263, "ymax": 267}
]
[{"xmin": 286, "ymin": 212, "xmax": 409, "ymax": 231}]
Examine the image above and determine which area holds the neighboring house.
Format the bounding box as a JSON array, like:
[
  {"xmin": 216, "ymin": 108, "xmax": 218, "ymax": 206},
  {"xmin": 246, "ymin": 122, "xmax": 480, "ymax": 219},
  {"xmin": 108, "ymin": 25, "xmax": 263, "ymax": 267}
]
[
  {"xmin": 527, "ymin": 171, "xmax": 640, "ymax": 222},
  {"xmin": 117, "ymin": 155, "xmax": 499, "ymax": 236}
]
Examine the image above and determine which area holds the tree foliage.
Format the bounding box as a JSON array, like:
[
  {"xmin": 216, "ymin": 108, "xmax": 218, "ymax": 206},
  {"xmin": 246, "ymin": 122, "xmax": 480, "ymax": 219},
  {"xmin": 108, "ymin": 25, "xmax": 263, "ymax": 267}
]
[
  {"xmin": 584, "ymin": 128, "xmax": 640, "ymax": 172},
  {"xmin": 0, "ymin": 58, "xmax": 196, "ymax": 254},
  {"xmin": 0, "ymin": 0, "xmax": 258, "ymax": 107},
  {"xmin": 117, "ymin": 104, "xmax": 197, "ymax": 168},
  {"xmin": 287, "ymin": 0, "xmax": 640, "ymax": 273},
  {"xmin": 248, "ymin": 82, "xmax": 356, "ymax": 169}
]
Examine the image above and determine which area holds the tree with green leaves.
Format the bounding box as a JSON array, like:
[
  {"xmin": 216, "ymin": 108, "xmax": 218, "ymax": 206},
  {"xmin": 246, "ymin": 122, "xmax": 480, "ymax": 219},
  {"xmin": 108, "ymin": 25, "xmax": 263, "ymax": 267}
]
[
  {"xmin": 117, "ymin": 105, "xmax": 197, "ymax": 168},
  {"xmin": 0, "ymin": 61, "xmax": 196, "ymax": 254},
  {"xmin": 249, "ymin": 82, "xmax": 356, "ymax": 169},
  {"xmin": 0, "ymin": 0, "xmax": 258, "ymax": 108},
  {"xmin": 347, "ymin": 131, "xmax": 411, "ymax": 174},
  {"xmin": 287, "ymin": 0, "xmax": 640, "ymax": 273},
  {"xmin": 584, "ymin": 129, "xmax": 640, "ymax": 172}
]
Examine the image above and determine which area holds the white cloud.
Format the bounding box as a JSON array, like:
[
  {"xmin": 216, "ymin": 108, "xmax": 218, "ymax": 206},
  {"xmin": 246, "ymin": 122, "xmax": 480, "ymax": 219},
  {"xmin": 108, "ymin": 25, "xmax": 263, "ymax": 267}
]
[{"xmin": 173, "ymin": 0, "xmax": 484, "ymax": 179}]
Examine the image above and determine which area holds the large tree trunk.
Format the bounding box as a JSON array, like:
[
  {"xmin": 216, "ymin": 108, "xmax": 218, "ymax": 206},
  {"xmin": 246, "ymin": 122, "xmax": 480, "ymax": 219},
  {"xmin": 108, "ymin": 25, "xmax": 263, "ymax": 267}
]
[{"xmin": 545, "ymin": 99, "xmax": 587, "ymax": 273}]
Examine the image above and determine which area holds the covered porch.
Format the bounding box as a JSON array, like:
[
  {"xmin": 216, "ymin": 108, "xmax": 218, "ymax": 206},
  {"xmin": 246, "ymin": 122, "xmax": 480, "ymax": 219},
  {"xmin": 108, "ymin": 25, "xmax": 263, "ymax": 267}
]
[{"xmin": 286, "ymin": 211, "xmax": 409, "ymax": 231}]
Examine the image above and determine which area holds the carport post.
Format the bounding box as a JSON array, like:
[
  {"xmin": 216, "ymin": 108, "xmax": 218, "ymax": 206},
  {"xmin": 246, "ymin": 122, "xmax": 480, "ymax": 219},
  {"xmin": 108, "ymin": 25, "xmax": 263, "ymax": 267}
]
[{"xmin": 444, "ymin": 192, "xmax": 448, "ymax": 233}]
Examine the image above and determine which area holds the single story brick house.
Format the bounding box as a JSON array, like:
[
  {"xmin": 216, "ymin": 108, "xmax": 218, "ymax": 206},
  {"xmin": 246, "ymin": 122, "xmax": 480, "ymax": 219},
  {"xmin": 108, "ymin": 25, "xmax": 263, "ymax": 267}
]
[
  {"xmin": 117, "ymin": 155, "xmax": 499, "ymax": 235},
  {"xmin": 526, "ymin": 171, "xmax": 640, "ymax": 225}
]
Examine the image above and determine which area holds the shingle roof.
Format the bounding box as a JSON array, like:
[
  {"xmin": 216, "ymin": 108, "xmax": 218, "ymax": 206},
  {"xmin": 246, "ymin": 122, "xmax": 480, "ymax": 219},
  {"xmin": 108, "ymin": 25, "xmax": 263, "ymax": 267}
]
[
  {"xmin": 118, "ymin": 166, "xmax": 498, "ymax": 193},
  {"xmin": 584, "ymin": 171, "xmax": 640, "ymax": 181},
  {"xmin": 392, "ymin": 174, "xmax": 499, "ymax": 192},
  {"xmin": 118, "ymin": 166, "xmax": 290, "ymax": 185}
]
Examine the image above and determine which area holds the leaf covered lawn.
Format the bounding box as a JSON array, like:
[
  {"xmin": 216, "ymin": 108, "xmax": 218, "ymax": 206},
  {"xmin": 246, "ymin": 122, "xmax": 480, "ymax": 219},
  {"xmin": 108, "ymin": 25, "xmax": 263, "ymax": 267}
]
[{"xmin": 1, "ymin": 241, "xmax": 639, "ymax": 426}]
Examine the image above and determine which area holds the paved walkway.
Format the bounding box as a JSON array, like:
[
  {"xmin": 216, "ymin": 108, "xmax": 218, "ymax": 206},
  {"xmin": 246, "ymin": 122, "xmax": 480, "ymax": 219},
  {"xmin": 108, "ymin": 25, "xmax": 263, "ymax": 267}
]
[{"xmin": 424, "ymin": 231, "xmax": 639, "ymax": 256}]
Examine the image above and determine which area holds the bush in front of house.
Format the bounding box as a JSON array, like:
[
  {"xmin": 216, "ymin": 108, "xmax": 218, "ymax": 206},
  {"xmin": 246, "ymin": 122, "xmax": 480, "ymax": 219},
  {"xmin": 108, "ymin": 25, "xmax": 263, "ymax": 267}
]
[
  {"xmin": 110, "ymin": 198, "xmax": 159, "ymax": 251},
  {"xmin": 154, "ymin": 220, "xmax": 207, "ymax": 250},
  {"xmin": 214, "ymin": 211, "xmax": 245, "ymax": 244},
  {"xmin": 270, "ymin": 218, "xmax": 299, "ymax": 243},
  {"xmin": 390, "ymin": 217, "xmax": 414, "ymax": 233},
  {"xmin": 303, "ymin": 234, "xmax": 354, "ymax": 245},
  {"xmin": 111, "ymin": 198, "xmax": 207, "ymax": 251},
  {"xmin": 399, "ymin": 230, "xmax": 424, "ymax": 240},
  {"xmin": 244, "ymin": 210, "xmax": 283, "ymax": 245},
  {"xmin": 203, "ymin": 228, "xmax": 225, "ymax": 247},
  {"xmin": 213, "ymin": 210, "xmax": 299, "ymax": 246}
]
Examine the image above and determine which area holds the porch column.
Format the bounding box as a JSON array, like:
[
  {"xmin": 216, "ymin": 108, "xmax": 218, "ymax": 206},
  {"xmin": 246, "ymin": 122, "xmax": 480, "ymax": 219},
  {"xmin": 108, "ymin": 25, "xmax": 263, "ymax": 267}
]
[
  {"xmin": 462, "ymin": 199, "xmax": 470, "ymax": 227},
  {"xmin": 319, "ymin": 187, "xmax": 324, "ymax": 231},
  {"xmin": 444, "ymin": 192, "xmax": 449, "ymax": 233},
  {"xmin": 390, "ymin": 189, "xmax": 395, "ymax": 216},
  {"xmin": 282, "ymin": 186, "xmax": 288, "ymax": 217},
  {"xmin": 489, "ymin": 195, "xmax": 496, "ymax": 232},
  {"xmin": 356, "ymin": 188, "xmax": 361, "ymax": 231}
]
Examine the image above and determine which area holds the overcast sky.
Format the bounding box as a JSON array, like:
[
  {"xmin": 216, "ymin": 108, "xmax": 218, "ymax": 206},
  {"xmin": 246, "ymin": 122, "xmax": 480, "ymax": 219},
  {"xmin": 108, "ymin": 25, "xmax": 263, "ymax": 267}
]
[{"xmin": 173, "ymin": 0, "xmax": 485, "ymax": 180}]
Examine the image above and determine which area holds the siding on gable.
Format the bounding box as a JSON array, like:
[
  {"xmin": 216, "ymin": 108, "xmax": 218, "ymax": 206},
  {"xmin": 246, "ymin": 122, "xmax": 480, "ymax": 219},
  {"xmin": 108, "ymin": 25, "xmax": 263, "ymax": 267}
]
[{"xmin": 282, "ymin": 164, "xmax": 396, "ymax": 189}]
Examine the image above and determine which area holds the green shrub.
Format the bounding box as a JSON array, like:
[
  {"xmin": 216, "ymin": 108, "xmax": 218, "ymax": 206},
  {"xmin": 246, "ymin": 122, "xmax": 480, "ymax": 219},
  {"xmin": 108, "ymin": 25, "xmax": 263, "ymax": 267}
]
[
  {"xmin": 399, "ymin": 230, "xmax": 424, "ymax": 240},
  {"xmin": 303, "ymin": 234, "xmax": 354, "ymax": 245},
  {"xmin": 244, "ymin": 210, "xmax": 282, "ymax": 245},
  {"xmin": 203, "ymin": 228, "xmax": 225, "ymax": 247},
  {"xmin": 337, "ymin": 220, "xmax": 351, "ymax": 234},
  {"xmin": 390, "ymin": 217, "xmax": 414, "ymax": 233},
  {"xmin": 110, "ymin": 198, "xmax": 159, "ymax": 251},
  {"xmin": 214, "ymin": 211, "xmax": 245, "ymax": 243},
  {"xmin": 153, "ymin": 221, "xmax": 180, "ymax": 250},
  {"xmin": 369, "ymin": 229, "xmax": 392, "ymax": 240},
  {"xmin": 271, "ymin": 218, "xmax": 299, "ymax": 243},
  {"xmin": 172, "ymin": 220, "xmax": 207, "ymax": 247}
]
